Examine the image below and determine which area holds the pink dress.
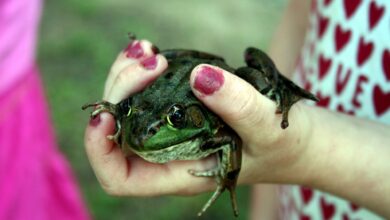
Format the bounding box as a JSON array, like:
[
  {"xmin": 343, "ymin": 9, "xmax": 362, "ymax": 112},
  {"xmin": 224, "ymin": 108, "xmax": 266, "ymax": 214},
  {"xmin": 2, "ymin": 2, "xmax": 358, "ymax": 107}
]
[
  {"xmin": 0, "ymin": 0, "xmax": 89, "ymax": 219},
  {"xmin": 279, "ymin": 0, "xmax": 389, "ymax": 219}
]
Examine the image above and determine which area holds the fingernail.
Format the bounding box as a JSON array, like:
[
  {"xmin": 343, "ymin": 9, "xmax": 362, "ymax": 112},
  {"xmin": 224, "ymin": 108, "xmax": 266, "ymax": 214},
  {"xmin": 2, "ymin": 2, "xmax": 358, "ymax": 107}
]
[
  {"xmin": 89, "ymin": 114, "xmax": 101, "ymax": 127},
  {"xmin": 125, "ymin": 41, "xmax": 144, "ymax": 59},
  {"xmin": 193, "ymin": 66, "xmax": 224, "ymax": 95},
  {"xmin": 141, "ymin": 55, "xmax": 158, "ymax": 70},
  {"xmin": 151, "ymin": 45, "xmax": 160, "ymax": 54}
]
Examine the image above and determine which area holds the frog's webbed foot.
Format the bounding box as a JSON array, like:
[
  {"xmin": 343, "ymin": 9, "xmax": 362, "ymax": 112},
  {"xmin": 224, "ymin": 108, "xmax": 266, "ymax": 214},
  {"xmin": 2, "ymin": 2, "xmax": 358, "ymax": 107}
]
[
  {"xmin": 199, "ymin": 185, "xmax": 225, "ymax": 217},
  {"xmin": 188, "ymin": 166, "xmax": 224, "ymax": 217},
  {"xmin": 189, "ymin": 133, "xmax": 241, "ymax": 217},
  {"xmin": 241, "ymin": 47, "xmax": 318, "ymax": 129},
  {"xmin": 82, "ymin": 101, "xmax": 121, "ymax": 144},
  {"xmin": 188, "ymin": 168, "xmax": 238, "ymax": 217}
]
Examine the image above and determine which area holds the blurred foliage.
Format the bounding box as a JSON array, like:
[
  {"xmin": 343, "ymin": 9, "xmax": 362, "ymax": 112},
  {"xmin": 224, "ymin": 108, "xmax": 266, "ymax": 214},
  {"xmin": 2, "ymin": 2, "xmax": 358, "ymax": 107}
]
[{"xmin": 37, "ymin": 0, "xmax": 286, "ymax": 219}]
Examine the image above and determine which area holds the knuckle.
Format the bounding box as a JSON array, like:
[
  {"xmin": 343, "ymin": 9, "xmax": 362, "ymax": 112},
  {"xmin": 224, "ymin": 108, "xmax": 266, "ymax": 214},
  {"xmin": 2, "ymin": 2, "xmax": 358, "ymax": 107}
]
[
  {"xmin": 229, "ymin": 87, "xmax": 264, "ymax": 127},
  {"xmin": 116, "ymin": 63, "xmax": 140, "ymax": 85},
  {"xmin": 99, "ymin": 180, "xmax": 119, "ymax": 195}
]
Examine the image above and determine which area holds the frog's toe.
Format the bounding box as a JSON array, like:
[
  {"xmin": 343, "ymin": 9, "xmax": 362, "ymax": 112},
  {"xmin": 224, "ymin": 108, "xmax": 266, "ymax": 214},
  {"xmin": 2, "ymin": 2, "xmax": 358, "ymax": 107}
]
[
  {"xmin": 188, "ymin": 168, "xmax": 218, "ymax": 177},
  {"xmin": 227, "ymin": 186, "xmax": 239, "ymax": 217},
  {"xmin": 280, "ymin": 108, "xmax": 291, "ymax": 129},
  {"xmin": 82, "ymin": 101, "xmax": 118, "ymax": 118},
  {"xmin": 107, "ymin": 124, "xmax": 121, "ymax": 145},
  {"xmin": 281, "ymin": 119, "xmax": 289, "ymax": 129},
  {"xmin": 198, "ymin": 185, "xmax": 224, "ymax": 217}
]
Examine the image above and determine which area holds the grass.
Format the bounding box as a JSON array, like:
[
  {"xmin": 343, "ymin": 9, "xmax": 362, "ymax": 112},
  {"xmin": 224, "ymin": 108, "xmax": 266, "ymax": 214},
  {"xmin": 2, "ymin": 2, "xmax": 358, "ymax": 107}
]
[{"xmin": 38, "ymin": 0, "xmax": 285, "ymax": 219}]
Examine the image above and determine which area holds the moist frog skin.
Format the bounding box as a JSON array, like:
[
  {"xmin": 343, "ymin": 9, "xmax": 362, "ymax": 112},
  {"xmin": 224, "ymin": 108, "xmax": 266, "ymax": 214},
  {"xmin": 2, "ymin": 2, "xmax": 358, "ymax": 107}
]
[{"xmin": 83, "ymin": 42, "xmax": 318, "ymax": 217}]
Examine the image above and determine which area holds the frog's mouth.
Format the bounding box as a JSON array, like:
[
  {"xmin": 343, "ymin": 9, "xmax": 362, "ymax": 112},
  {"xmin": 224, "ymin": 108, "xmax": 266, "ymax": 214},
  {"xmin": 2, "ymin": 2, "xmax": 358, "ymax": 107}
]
[{"xmin": 131, "ymin": 137, "xmax": 219, "ymax": 164}]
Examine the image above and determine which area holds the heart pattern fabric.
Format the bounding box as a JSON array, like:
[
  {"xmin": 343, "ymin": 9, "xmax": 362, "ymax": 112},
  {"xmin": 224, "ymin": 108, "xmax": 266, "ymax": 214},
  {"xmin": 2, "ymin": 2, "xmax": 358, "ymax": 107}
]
[{"xmin": 279, "ymin": 0, "xmax": 389, "ymax": 220}]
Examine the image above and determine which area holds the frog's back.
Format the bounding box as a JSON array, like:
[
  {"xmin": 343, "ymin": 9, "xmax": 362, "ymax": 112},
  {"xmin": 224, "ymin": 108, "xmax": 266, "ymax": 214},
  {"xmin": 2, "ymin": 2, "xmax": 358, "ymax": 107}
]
[{"xmin": 135, "ymin": 50, "xmax": 234, "ymax": 106}]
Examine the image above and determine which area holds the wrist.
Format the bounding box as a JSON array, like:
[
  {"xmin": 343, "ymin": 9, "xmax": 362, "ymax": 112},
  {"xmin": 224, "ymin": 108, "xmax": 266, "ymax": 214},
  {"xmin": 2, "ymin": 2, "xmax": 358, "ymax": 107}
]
[
  {"xmin": 275, "ymin": 102, "xmax": 317, "ymax": 185},
  {"xmin": 243, "ymin": 102, "xmax": 315, "ymax": 185}
]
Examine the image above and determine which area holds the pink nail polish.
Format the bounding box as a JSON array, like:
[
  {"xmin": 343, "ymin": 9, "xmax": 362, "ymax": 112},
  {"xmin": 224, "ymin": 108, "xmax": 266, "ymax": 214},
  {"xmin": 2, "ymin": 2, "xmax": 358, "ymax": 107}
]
[
  {"xmin": 89, "ymin": 114, "xmax": 101, "ymax": 127},
  {"xmin": 151, "ymin": 45, "xmax": 160, "ymax": 54},
  {"xmin": 194, "ymin": 66, "xmax": 224, "ymax": 95},
  {"xmin": 141, "ymin": 55, "xmax": 158, "ymax": 70},
  {"xmin": 125, "ymin": 41, "xmax": 144, "ymax": 59}
]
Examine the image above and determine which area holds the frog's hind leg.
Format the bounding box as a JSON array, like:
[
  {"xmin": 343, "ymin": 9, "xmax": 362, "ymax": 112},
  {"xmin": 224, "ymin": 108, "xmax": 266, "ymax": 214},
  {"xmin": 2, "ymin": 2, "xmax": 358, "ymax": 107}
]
[
  {"xmin": 189, "ymin": 133, "xmax": 242, "ymax": 217},
  {"xmin": 241, "ymin": 47, "xmax": 318, "ymax": 129}
]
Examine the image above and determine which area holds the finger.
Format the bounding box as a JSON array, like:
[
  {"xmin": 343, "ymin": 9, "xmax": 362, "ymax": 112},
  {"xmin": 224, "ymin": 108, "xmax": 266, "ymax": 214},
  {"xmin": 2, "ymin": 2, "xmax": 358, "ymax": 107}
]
[
  {"xmin": 189, "ymin": 64, "xmax": 281, "ymax": 141},
  {"xmin": 85, "ymin": 112, "xmax": 217, "ymax": 196},
  {"xmin": 105, "ymin": 54, "xmax": 168, "ymax": 104},
  {"xmin": 119, "ymin": 156, "xmax": 217, "ymax": 196},
  {"xmin": 103, "ymin": 40, "xmax": 158, "ymax": 98},
  {"xmin": 84, "ymin": 112, "xmax": 130, "ymax": 192}
]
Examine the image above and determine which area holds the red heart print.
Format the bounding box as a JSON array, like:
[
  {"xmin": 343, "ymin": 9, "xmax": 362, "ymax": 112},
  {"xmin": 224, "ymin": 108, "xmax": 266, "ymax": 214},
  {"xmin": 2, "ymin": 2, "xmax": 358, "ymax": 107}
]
[
  {"xmin": 300, "ymin": 186, "xmax": 314, "ymax": 204},
  {"xmin": 382, "ymin": 49, "xmax": 390, "ymax": 81},
  {"xmin": 300, "ymin": 213, "xmax": 311, "ymax": 220},
  {"xmin": 343, "ymin": 213, "xmax": 350, "ymax": 220},
  {"xmin": 350, "ymin": 203, "xmax": 360, "ymax": 212},
  {"xmin": 324, "ymin": 0, "xmax": 333, "ymax": 7},
  {"xmin": 337, "ymin": 104, "xmax": 355, "ymax": 115},
  {"xmin": 369, "ymin": 1, "xmax": 385, "ymax": 30},
  {"xmin": 343, "ymin": 0, "xmax": 362, "ymax": 19},
  {"xmin": 316, "ymin": 92, "xmax": 331, "ymax": 108},
  {"xmin": 373, "ymin": 85, "xmax": 390, "ymax": 116},
  {"xmin": 318, "ymin": 53, "xmax": 332, "ymax": 80},
  {"xmin": 320, "ymin": 197, "xmax": 336, "ymax": 219},
  {"xmin": 334, "ymin": 24, "xmax": 351, "ymax": 52},
  {"xmin": 318, "ymin": 13, "xmax": 329, "ymax": 39},
  {"xmin": 304, "ymin": 80, "xmax": 313, "ymax": 92},
  {"xmin": 357, "ymin": 37, "xmax": 374, "ymax": 67}
]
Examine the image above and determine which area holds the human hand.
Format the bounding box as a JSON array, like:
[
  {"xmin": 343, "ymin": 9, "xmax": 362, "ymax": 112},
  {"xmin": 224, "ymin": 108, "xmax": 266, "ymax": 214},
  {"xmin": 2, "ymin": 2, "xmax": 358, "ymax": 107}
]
[
  {"xmin": 84, "ymin": 40, "xmax": 220, "ymax": 197},
  {"xmin": 84, "ymin": 40, "xmax": 314, "ymax": 198},
  {"xmin": 189, "ymin": 64, "xmax": 314, "ymax": 185}
]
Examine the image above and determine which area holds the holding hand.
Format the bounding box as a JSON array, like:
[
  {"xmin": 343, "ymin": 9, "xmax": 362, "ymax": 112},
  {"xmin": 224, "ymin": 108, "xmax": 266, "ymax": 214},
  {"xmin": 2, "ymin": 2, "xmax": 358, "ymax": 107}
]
[{"xmin": 84, "ymin": 38, "xmax": 390, "ymax": 218}]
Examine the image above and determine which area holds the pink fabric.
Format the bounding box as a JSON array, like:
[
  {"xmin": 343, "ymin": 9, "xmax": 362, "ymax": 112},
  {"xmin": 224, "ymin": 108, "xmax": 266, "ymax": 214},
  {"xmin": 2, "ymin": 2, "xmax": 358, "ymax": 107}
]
[
  {"xmin": 0, "ymin": 68, "xmax": 90, "ymax": 220},
  {"xmin": 0, "ymin": 0, "xmax": 90, "ymax": 219},
  {"xmin": 0, "ymin": 0, "xmax": 40, "ymax": 94}
]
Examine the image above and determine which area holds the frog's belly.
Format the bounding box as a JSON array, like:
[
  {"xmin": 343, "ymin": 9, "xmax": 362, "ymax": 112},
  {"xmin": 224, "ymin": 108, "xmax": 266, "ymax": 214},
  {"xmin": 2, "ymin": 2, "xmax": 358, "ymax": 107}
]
[{"xmin": 132, "ymin": 138, "xmax": 222, "ymax": 163}]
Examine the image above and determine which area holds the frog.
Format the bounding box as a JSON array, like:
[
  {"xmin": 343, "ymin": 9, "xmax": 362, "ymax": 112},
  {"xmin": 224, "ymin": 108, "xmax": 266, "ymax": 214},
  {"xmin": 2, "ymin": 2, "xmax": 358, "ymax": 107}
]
[{"xmin": 82, "ymin": 41, "xmax": 318, "ymax": 217}]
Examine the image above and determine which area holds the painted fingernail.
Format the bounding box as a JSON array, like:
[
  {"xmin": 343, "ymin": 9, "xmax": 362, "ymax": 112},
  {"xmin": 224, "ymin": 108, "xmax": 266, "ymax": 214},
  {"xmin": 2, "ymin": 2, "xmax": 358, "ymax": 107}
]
[
  {"xmin": 89, "ymin": 114, "xmax": 101, "ymax": 127},
  {"xmin": 141, "ymin": 55, "xmax": 158, "ymax": 70},
  {"xmin": 125, "ymin": 41, "xmax": 144, "ymax": 59},
  {"xmin": 194, "ymin": 66, "xmax": 224, "ymax": 95},
  {"xmin": 151, "ymin": 45, "xmax": 160, "ymax": 54}
]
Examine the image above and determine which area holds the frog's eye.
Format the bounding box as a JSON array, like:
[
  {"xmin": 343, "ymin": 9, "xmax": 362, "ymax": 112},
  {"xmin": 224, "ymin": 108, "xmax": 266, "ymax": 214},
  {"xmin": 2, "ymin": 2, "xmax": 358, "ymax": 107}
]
[{"xmin": 166, "ymin": 104, "xmax": 186, "ymax": 128}]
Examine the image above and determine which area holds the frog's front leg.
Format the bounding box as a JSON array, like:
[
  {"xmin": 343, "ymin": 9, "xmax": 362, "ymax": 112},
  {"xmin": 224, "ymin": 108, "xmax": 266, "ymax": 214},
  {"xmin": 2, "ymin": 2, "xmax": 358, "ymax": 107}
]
[
  {"xmin": 188, "ymin": 132, "xmax": 242, "ymax": 217},
  {"xmin": 82, "ymin": 101, "xmax": 122, "ymax": 144}
]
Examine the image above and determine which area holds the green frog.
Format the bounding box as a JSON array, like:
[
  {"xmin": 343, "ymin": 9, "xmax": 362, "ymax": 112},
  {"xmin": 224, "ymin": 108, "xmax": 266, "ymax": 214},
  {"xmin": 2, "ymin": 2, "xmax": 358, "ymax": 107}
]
[{"xmin": 82, "ymin": 43, "xmax": 318, "ymax": 217}]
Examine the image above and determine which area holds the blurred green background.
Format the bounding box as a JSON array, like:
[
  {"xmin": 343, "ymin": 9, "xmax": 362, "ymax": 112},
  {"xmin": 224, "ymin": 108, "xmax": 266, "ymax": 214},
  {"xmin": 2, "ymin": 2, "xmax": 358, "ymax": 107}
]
[{"xmin": 38, "ymin": 0, "xmax": 286, "ymax": 219}]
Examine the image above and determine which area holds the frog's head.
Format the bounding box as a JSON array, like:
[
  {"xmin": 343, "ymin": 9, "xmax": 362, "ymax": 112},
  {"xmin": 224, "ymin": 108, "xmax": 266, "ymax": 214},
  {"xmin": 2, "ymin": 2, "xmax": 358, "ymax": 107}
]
[{"xmin": 121, "ymin": 100, "xmax": 217, "ymax": 152}]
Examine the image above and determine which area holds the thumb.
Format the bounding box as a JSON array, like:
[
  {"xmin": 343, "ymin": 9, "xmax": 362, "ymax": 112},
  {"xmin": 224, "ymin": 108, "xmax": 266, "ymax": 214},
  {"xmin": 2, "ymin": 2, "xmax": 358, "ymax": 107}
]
[{"xmin": 190, "ymin": 64, "xmax": 282, "ymax": 141}]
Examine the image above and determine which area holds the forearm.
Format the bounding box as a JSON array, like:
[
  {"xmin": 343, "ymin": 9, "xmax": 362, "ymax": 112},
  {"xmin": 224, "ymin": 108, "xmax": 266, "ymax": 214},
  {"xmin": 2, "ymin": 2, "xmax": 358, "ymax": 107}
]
[{"xmin": 301, "ymin": 106, "xmax": 390, "ymax": 218}]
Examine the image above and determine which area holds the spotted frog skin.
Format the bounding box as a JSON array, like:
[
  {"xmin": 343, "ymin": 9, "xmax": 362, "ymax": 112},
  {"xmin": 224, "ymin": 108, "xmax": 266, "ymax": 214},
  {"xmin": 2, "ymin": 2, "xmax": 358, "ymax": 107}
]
[{"xmin": 82, "ymin": 43, "xmax": 318, "ymax": 217}]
